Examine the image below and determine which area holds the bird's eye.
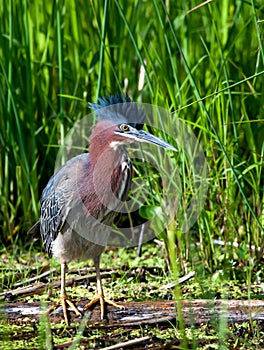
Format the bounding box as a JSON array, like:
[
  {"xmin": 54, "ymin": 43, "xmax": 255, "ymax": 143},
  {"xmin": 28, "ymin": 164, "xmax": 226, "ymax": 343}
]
[{"xmin": 120, "ymin": 124, "xmax": 129, "ymax": 132}]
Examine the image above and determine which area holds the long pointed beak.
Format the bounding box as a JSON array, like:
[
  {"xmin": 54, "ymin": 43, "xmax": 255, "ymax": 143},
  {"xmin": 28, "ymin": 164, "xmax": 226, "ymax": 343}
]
[{"xmin": 131, "ymin": 129, "xmax": 177, "ymax": 151}]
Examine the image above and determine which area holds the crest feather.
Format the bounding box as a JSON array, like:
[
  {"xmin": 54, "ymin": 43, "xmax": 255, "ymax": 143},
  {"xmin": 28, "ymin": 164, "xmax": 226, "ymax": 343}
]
[{"xmin": 89, "ymin": 93, "xmax": 145, "ymax": 130}]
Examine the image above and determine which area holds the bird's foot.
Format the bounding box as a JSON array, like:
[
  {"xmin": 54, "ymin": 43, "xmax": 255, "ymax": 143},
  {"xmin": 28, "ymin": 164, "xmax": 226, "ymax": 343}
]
[
  {"xmin": 46, "ymin": 294, "xmax": 81, "ymax": 325},
  {"xmin": 83, "ymin": 294, "xmax": 124, "ymax": 319}
]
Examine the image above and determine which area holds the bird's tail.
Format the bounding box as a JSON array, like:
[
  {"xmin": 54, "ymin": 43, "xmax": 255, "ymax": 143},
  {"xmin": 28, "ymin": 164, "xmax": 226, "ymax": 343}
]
[{"xmin": 27, "ymin": 221, "xmax": 40, "ymax": 237}]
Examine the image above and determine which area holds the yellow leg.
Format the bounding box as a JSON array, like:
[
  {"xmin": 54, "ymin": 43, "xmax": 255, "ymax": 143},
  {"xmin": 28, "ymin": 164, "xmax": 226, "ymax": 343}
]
[
  {"xmin": 83, "ymin": 256, "xmax": 124, "ymax": 319},
  {"xmin": 46, "ymin": 262, "xmax": 81, "ymax": 325}
]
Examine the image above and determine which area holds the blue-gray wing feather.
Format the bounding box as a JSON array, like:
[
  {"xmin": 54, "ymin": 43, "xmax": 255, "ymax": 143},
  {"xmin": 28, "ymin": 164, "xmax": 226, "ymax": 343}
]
[{"xmin": 30, "ymin": 154, "xmax": 90, "ymax": 257}]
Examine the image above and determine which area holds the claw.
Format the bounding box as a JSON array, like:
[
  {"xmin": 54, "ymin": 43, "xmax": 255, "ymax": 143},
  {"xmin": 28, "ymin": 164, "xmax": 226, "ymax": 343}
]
[
  {"xmin": 46, "ymin": 294, "xmax": 81, "ymax": 325},
  {"xmin": 84, "ymin": 294, "xmax": 124, "ymax": 319}
]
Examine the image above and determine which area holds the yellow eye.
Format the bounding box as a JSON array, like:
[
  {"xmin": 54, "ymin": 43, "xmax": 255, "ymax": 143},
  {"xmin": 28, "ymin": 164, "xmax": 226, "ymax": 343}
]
[{"xmin": 120, "ymin": 124, "xmax": 129, "ymax": 131}]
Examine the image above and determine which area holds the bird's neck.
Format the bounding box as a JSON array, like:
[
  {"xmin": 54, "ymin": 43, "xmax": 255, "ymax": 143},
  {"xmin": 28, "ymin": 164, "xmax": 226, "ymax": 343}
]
[
  {"xmin": 84, "ymin": 142, "xmax": 130, "ymax": 212},
  {"xmin": 90, "ymin": 137, "xmax": 127, "ymax": 169}
]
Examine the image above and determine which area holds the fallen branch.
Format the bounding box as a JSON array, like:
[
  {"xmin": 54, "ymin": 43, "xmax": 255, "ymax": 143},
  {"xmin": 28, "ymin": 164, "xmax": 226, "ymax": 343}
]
[
  {"xmin": 0, "ymin": 265, "xmax": 169, "ymax": 301},
  {"xmin": 3, "ymin": 299, "xmax": 264, "ymax": 326},
  {"xmin": 0, "ymin": 271, "xmax": 114, "ymax": 301}
]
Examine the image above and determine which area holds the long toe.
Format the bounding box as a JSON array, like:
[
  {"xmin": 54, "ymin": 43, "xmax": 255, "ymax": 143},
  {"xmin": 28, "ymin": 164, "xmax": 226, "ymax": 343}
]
[
  {"xmin": 46, "ymin": 295, "xmax": 81, "ymax": 325},
  {"xmin": 83, "ymin": 294, "xmax": 124, "ymax": 319}
]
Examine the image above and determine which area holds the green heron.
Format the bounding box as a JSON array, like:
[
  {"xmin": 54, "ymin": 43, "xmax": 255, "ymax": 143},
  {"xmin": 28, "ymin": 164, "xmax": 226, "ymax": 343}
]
[{"xmin": 29, "ymin": 94, "xmax": 177, "ymax": 324}]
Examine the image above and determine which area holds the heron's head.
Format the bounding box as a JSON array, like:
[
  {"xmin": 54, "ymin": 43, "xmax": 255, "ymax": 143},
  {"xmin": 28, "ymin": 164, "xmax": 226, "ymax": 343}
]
[{"xmin": 89, "ymin": 94, "xmax": 177, "ymax": 152}]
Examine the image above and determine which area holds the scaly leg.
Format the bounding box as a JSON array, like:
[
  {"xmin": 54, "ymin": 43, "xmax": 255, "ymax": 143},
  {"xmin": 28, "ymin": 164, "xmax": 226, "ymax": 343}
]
[
  {"xmin": 83, "ymin": 255, "xmax": 123, "ymax": 319},
  {"xmin": 46, "ymin": 262, "xmax": 81, "ymax": 325}
]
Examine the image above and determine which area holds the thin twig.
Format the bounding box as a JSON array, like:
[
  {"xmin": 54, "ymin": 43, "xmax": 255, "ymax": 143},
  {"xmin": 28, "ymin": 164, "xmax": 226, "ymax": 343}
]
[
  {"xmin": 186, "ymin": 0, "xmax": 213, "ymax": 15},
  {"xmin": 13, "ymin": 268, "xmax": 57, "ymax": 287},
  {"xmin": 56, "ymin": 336, "xmax": 151, "ymax": 350},
  {"xmin": 159, "ymin": 271, "xmax": 195, "ymax": 290},
  {"xmin": 100, "ymin": 336, "xmax": 151, "ymax": 350}
]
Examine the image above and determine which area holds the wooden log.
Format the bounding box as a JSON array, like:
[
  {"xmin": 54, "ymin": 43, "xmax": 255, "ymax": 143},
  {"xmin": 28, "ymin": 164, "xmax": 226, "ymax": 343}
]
[{"xmin": 2, "ymin": 299, "xmax": 264, "ymax": 326}]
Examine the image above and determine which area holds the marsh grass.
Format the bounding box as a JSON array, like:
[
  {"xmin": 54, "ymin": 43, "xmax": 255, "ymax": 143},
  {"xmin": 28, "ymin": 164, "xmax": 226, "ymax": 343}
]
[{"xmin": 0, "ymin": 0, "xmax": 264, "ymax": 348}]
